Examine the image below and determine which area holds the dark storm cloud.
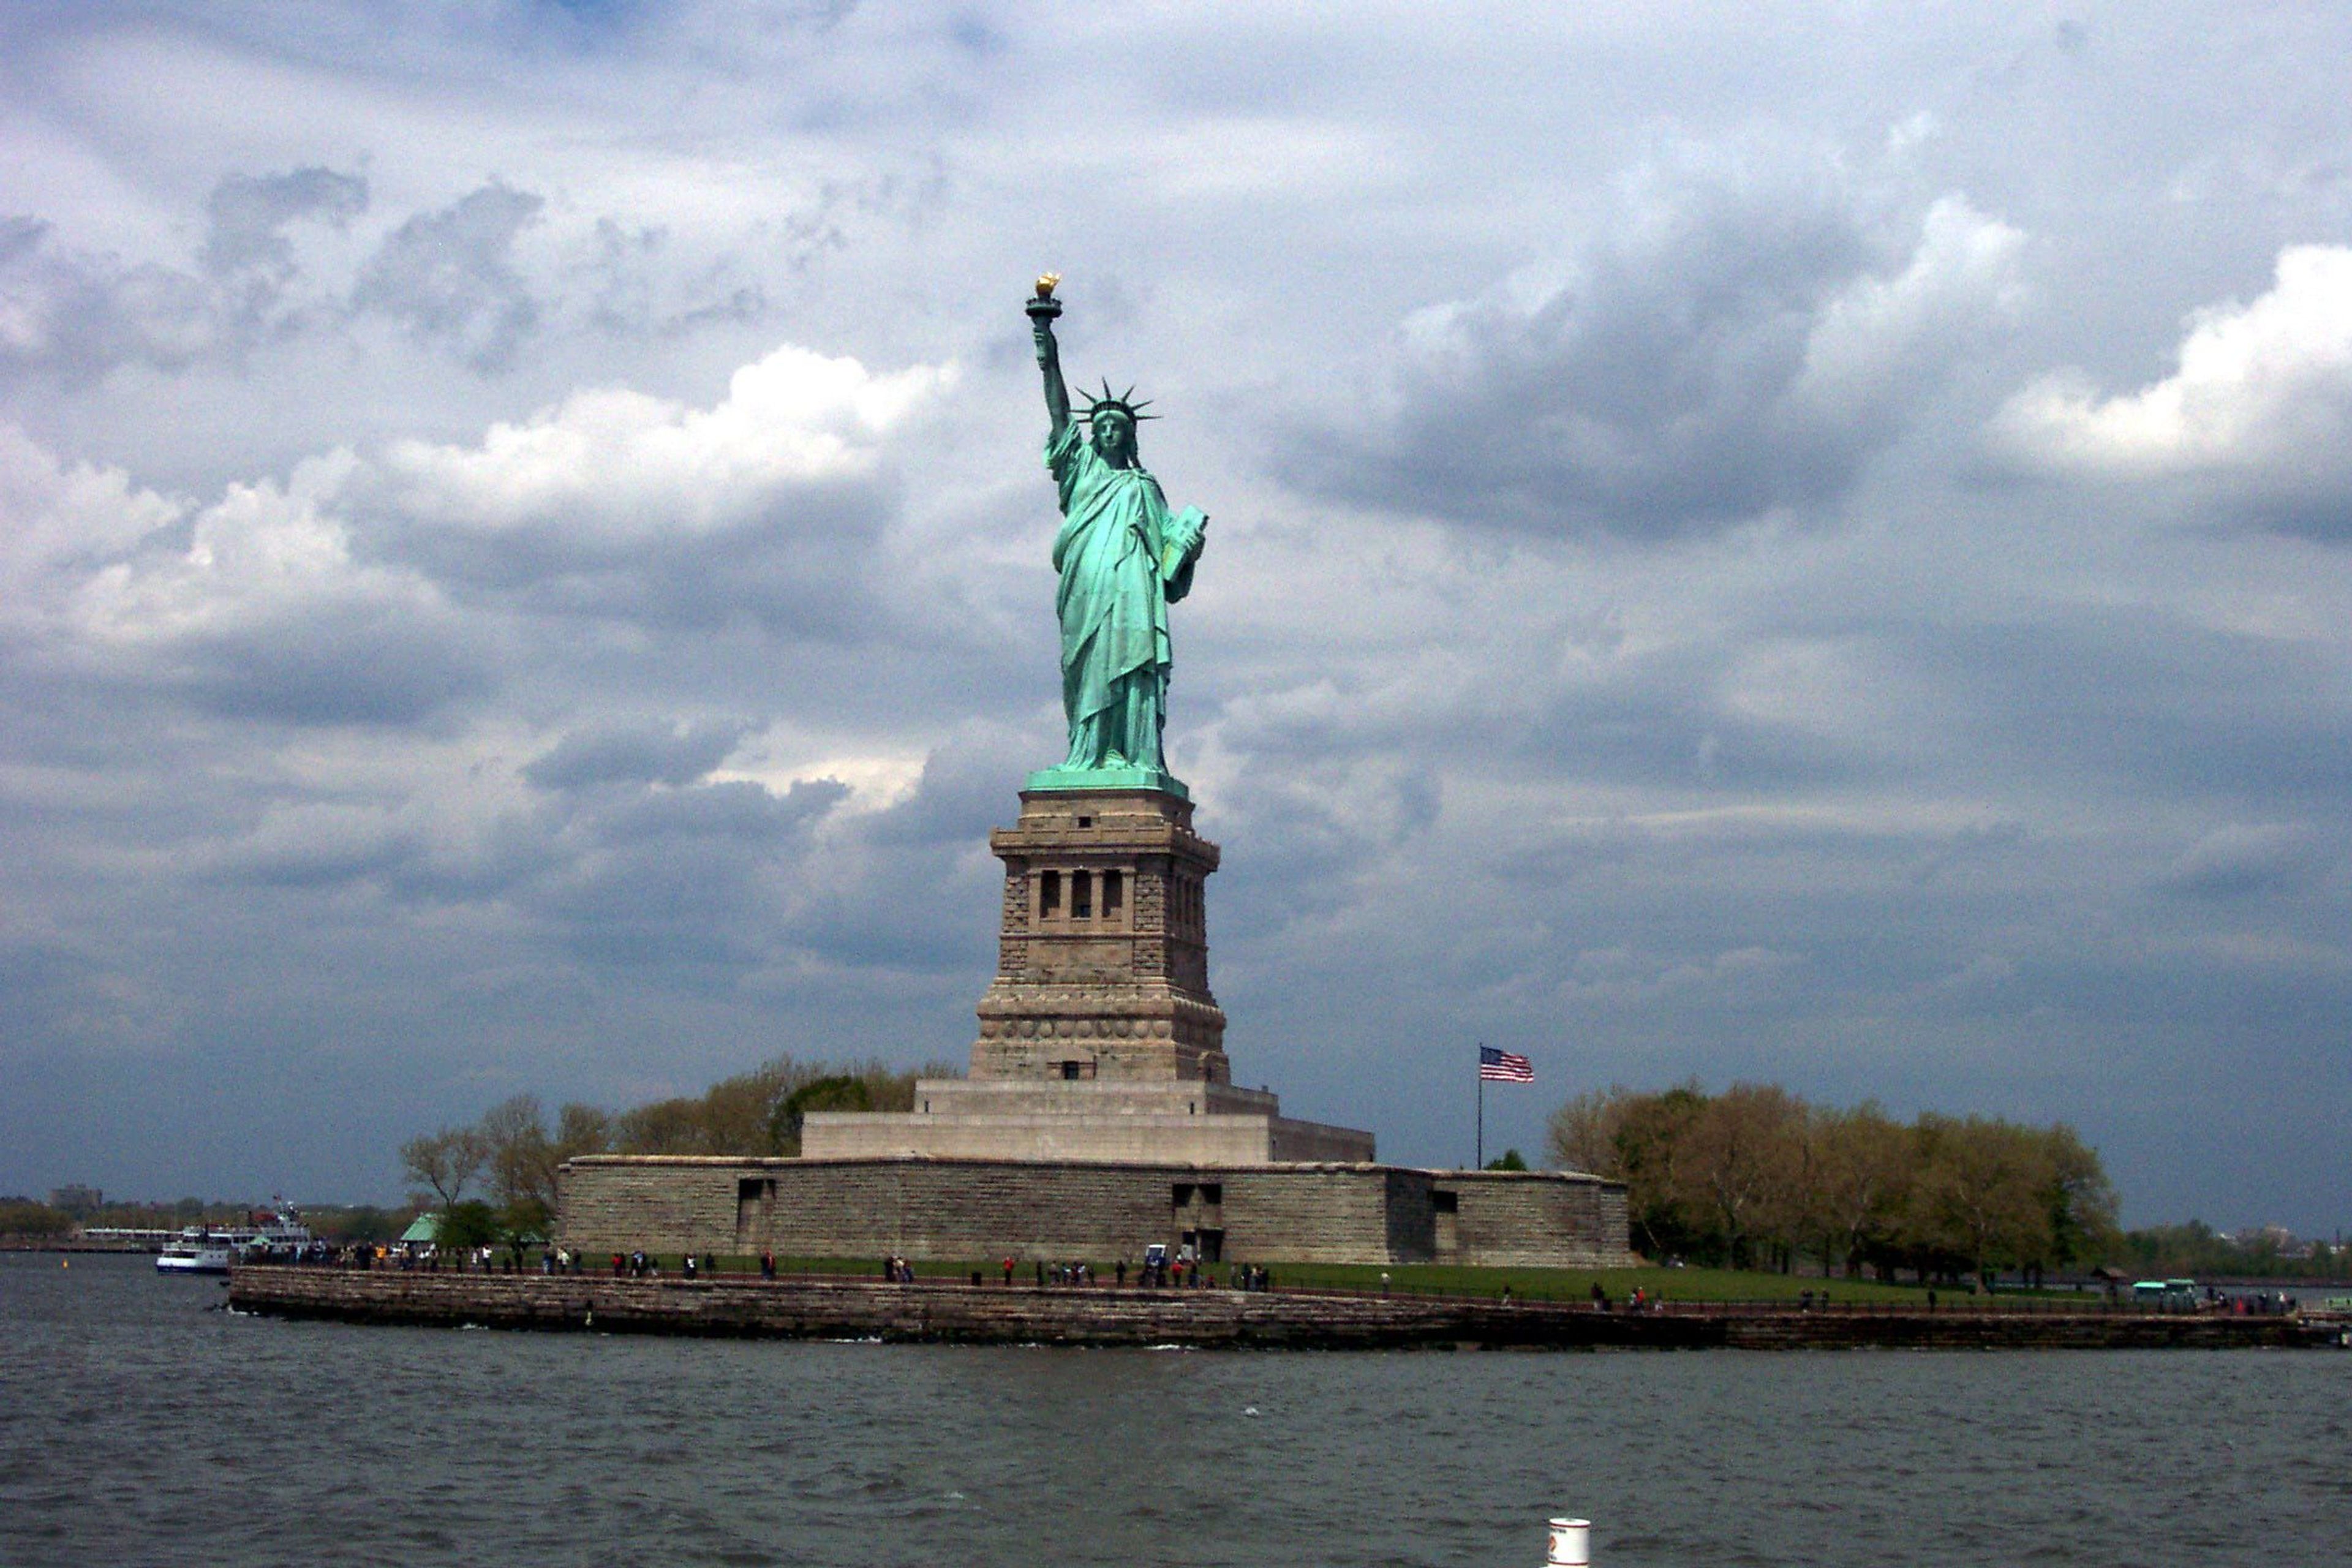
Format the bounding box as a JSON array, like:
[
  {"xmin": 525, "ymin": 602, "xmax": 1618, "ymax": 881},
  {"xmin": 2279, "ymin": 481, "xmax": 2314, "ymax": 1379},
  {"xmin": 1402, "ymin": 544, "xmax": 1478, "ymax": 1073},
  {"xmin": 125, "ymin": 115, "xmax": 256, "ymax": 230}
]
[
  {"xmin": 165, "ymin": 610, "xmax": 491, "ymax": 726},
  {"xmin": 0, "ymin": 167, "xmax": 366, "ymax": 383},
  {"xmin": 202, "ymin": 167, "xmax": 370, "ymax": 281},
  {"xmin": 1292, "ymin": 165, "xmax": 2021, "ymax": 540},
  {"xmin": 600, "ymin": 775, "xmax": 845, "ymax": 842},
  {"xmin": 1210, "ymin": 764, "xmax": 1442, "ymax": 940},
  {"xmin": 1196, "ymin": 616, "xmax": 1877, "ymax": 817},
  {"xmin": 1890, "ymin": 611, "xmax": 2352, "ymax": 806},
  {"xmin": 0, "ymin": 428, "xmax": 495, "ymax": 733},
  {"xmin": 683, "ymin": 732, "xmax": 1049, "ymax": 976},
  {"xmin": 2161, "ymin": 823, "xmax": 2334, "ymax": 900},
  {"xmin": 0, "ymin": 221, "xmax": 220, "ymax": 382},
  {"xmin": 1506, "ymin": 648, "xmax": 1877, "ymax": 793},
  {"xmin": 524, "ymin": 718, "xmax": 751, "ymax": 789},
  {"xmin": 350, "ymin": 182, "xmax": 546, "ymax": 372},
  {"xmin": 582, "ymin": 219, "xmax": 768, "ymax": 339},
  {"xmin": 377, "ymin": 477, "xmax": 894, "ymax": 636},
  {"xmin": 785, "ymin": 850, "xmax": 998, "ymax": 974},
  {"xmin": 857, "ymin": 725, "xmax": 1044, "ymax": 848},
  {"xmin": 0, "ymin": 215, "xmax": 48, "ymax": 267},
  {"xmin": 203, "ymin": 805, "xmax": 419, "ymax": 889},
  {"xmin": 526, "ymin": 775, "xmax": 848, "ymax": 970}
]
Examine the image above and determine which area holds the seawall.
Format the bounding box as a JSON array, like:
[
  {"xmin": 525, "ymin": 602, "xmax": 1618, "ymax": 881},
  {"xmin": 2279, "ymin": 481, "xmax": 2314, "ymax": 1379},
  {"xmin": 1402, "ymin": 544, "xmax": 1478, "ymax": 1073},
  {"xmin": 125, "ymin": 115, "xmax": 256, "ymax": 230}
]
[{"xmin": 225, "ymin": 1268, "xmax": 2347, "ymax": 1351}]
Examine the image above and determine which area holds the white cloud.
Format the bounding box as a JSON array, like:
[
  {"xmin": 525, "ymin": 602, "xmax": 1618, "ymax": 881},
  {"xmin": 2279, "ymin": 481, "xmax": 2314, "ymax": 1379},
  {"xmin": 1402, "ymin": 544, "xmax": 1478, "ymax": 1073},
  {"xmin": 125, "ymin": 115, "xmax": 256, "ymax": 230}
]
[
  {"xmin": 1792, "ymin": 196, "xmax": 2026, "ymax": 425},
  {"xmin": 377, "ymin": 342, "xmax": 951, "ymax": 542},
  {"xmin": 72, "ymin": 451, "xmax": 371, "ymax": 643},
  {"xmin": 1992, "ymin": 246, "xmax": 2352, "ymax": 529},
  {"xmin": 6, "ymin": 435, "xmax": 484, "ymax": 725},
  {"xmin": 0, "ymin": 421, "xmax": 183, "ymax": 594},
  {"xmin": 4, "ymin": 336, "xmax": 960, "ymax": 731}
]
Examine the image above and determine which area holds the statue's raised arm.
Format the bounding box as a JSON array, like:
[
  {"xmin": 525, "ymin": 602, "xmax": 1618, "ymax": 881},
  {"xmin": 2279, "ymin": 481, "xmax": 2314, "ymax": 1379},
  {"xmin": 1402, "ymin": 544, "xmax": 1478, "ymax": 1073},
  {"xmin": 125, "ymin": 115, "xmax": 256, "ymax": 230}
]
[
  {"xmin": 1022, "ymin": 275, "xmax": 1207, "ymax": 797},
  {"xmin": 1030, "ymin": 273, "xmax": 1070, "ymax": 442}
]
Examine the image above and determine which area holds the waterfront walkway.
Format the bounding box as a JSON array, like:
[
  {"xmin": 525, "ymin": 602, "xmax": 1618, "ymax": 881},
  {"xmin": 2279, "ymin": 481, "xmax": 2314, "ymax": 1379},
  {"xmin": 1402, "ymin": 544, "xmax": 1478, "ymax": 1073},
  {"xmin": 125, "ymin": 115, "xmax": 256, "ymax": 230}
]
[{"xmin": 225, "ymin": 1265, "xmax": 2349, "ymax": 1351}]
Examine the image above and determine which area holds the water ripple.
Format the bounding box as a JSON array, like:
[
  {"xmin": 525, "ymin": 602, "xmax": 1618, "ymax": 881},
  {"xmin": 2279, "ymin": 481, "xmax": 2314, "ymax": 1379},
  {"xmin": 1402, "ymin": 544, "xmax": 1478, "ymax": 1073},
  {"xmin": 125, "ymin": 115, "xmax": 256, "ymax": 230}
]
[{"xmin": 2, "ymin": 1256, "xmax": 2346, "ymax": 1568}]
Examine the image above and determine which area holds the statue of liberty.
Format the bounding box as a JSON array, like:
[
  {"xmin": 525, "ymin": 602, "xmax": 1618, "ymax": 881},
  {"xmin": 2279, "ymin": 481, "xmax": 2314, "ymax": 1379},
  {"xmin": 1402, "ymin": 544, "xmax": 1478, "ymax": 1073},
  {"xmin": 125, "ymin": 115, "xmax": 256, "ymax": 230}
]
[{"xmin": 1027, "ymin": 275, "xmax": 1207, "ymax": 794}]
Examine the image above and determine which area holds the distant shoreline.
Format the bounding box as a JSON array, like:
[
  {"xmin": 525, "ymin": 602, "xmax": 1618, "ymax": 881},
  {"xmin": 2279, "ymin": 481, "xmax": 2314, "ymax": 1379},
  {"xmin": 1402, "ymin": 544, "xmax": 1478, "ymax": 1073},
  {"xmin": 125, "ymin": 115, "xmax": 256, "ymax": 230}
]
[{"xmin": 0, "ymin": 1237, "xmax": 160, "ymax": 1254}]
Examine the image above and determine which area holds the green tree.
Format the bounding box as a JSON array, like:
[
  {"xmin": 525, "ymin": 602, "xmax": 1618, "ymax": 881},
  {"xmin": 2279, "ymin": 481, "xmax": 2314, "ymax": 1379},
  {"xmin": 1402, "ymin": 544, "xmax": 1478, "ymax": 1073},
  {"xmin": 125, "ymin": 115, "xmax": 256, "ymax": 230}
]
[
  {"xmin": 611, "ymin": 1055, "xmax": 954, "ymax": 1157},
  {"xmin": 1547, "ymin": 1087, "xmax": 1631, "ymax": 1176},
  {"xmin": 2034, "ymin": 1122, "xmax": 2119, "ymax": 1278},
  {"xmin": 1911, "ymin": 1114, "xmax": 2049, "ymax": 1287},
  {"xmin": 772, "ymin": 1074, "xmax": 874, "ymax": 1153},
  {"xmin": 1483, "ymin": 1148, "xmax": 1529, "ymax": 1171},
  {"xmin": 480, "ymin": 1095, "xmax": 553, "ymax": 1212},
  {"xmin": 554, "ymin": 1102, "xmax": 613, "ymax": 1160},
  {"xmin": 1547, "ymin": 1080, "xmax": 2129, "ymax": 1281},
  {"xmin": 0, "ymin": 1199, "xmax": 73, "ymax": 1237},
  {"xmin": 1675, "ymin": 1083, "xmax": 1804, "ymax": 1270},
  {"xmin": 301, "ymin": 1205, "xmax": 410, "ymax": 1243},
  {"xmin": 1813, "ymin": 1103, "xmax": 1911, "ymax": 1279},
  {"xmin": 437, "ymin": 1200, "xmax": 502, "ymax": 1253},
  {"xmin": 401, "ymin": 1126, "xmax": 489, "ymax": 1215},
  {"xmin": 1547, "ymin": 1082, "xmax": 1712, "ymax": 1261},
  {"xmin": 466, "ymin": 1094, "xmax": 623, "ymax": 1242}
]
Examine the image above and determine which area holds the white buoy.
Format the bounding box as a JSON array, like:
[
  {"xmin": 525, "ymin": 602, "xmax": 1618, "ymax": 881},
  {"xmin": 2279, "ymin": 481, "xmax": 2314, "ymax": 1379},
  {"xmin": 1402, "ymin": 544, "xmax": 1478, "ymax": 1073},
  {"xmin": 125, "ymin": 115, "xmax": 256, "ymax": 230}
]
[{"xmin": 1545, "ymin": 1517, "xmax": 1591, "ymax": 1567}]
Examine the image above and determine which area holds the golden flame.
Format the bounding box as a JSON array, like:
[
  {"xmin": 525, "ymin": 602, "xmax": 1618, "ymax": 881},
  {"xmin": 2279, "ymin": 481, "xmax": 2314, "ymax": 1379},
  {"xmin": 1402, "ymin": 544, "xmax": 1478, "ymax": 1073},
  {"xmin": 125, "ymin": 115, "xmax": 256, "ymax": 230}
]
[{"xmin": 1035, "ymin": 271, "xmax": 1061, "ymax": 299}]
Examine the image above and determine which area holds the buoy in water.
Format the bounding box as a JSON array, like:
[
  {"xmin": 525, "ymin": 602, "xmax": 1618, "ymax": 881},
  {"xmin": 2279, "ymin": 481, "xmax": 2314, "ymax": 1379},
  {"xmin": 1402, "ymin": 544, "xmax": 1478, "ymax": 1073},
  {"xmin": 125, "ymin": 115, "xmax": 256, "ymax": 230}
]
[{"xmin": 1545, "ymin": 1517, "xmax": 1590, "ymax": 1567}]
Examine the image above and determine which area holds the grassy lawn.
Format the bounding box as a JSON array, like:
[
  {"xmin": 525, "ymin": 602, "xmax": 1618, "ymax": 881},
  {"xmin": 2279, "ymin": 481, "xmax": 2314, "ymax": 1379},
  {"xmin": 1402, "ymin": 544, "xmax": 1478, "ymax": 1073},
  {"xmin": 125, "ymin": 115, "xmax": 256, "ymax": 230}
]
[{"xmin": 608, "ymin": 1253, "xmax": 2106, "ymax": 1306}]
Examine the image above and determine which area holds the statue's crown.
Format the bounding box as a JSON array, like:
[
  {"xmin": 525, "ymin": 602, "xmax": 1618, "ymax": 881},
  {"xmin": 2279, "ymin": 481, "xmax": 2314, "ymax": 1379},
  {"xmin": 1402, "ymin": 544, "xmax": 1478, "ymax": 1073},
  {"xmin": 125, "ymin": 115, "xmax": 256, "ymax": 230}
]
[{"xmin": 1078, "ymin": 379, "xmax": 1158, "ymax": 424}]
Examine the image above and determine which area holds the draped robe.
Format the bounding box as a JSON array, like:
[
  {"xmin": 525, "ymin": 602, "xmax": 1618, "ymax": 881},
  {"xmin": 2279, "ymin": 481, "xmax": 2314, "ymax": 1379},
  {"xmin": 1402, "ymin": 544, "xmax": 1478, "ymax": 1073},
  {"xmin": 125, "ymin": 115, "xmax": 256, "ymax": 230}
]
[{"xmin": 1046, "ymin": 421, "xmax": 1205, "ymax": 771}]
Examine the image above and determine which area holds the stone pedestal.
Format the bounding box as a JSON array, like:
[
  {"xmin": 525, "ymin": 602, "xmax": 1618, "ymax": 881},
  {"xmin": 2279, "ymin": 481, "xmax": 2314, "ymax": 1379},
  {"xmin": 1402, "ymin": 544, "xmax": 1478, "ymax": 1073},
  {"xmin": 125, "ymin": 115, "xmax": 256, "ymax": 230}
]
[
  {"xmin": 972, "ymin": 788, "xmax": 1226, "ymax": 1084},
  {"xmin": 800, "ymin": 785, "xmax": 1376, "ymax": 1165}
]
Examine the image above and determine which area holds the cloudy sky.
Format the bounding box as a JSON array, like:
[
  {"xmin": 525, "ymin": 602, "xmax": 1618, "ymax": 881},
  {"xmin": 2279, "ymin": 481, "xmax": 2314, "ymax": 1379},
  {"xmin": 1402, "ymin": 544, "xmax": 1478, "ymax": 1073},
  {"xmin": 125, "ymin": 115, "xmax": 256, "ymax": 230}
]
[{"xmin": 4, "ymin": 1, "xmax": 2348, "ymax": 1232}]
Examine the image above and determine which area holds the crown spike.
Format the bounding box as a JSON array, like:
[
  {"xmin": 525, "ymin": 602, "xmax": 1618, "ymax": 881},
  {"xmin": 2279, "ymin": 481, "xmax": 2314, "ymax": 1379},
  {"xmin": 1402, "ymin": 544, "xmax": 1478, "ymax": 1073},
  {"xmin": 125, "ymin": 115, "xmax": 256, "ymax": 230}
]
[{"xmin": 1074, "ymin": 377, "xmax": 1161, "ymax": 422}]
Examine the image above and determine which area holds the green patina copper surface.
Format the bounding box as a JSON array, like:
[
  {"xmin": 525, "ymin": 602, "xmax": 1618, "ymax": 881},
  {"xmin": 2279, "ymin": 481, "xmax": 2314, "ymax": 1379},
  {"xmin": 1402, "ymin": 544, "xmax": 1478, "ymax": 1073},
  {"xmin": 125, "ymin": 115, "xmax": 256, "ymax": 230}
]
[{"xmin": 1025, "ymin": 277, "xmax": 1206, "ymax": 796}]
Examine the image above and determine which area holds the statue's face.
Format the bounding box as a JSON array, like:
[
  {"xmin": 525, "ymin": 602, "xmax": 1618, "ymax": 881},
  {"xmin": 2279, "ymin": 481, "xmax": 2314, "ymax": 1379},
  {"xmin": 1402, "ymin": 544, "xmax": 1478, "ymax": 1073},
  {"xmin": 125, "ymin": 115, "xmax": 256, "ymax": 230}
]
[{"xmin": 1091, "ymin": 410, "xmax": 1134, "ymax": 462}]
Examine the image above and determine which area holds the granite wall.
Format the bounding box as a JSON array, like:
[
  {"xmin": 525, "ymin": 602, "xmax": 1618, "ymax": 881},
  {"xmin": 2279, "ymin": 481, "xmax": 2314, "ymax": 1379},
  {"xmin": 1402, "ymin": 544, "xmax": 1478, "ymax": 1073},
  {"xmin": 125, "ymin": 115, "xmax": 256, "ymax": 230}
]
[
  {"xmin": 558, "ymin": 1155, "xmax": 1633, "ymax": 1268},
  {"xmin": 1434, "ymin": 1171, "xmax": 1633, "ymax": 1269}
]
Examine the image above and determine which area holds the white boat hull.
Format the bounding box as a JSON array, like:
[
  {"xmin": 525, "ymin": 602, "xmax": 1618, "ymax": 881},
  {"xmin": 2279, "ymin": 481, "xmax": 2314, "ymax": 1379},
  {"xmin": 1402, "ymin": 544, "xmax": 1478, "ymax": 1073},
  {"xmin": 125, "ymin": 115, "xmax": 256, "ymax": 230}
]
[
  {"xmin": 156, "ymin": 1248, "xmax": 233, "ymax": 1273},
  {"xmin": 154, "ymin": 1202, "xmax": 312, "ymax": 1274}
]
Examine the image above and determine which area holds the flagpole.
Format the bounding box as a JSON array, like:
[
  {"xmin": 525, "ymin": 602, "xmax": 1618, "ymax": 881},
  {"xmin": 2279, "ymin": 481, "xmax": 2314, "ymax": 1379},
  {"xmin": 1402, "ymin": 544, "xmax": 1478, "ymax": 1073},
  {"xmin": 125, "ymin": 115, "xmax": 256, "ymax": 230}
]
[{"xmin": 1475, "ymin": 1041, "xmax": 1484, "ymax": 1170}]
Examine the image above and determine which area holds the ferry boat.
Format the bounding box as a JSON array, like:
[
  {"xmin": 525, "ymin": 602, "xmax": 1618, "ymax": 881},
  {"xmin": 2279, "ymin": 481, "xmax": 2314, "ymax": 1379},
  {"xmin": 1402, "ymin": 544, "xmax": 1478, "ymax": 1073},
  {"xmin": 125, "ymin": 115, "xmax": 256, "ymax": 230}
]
[{"xmin": 154, "ymin": 1200, "xmax": 314, "ymax": 1274}]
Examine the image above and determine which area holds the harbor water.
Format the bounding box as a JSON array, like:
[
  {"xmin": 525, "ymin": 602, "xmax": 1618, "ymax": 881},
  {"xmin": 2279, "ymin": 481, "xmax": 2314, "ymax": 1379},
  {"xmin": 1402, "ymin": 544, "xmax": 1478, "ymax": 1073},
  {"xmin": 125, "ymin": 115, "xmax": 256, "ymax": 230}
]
[{"xmin": 3, "ymin": 1253, "xmax": 2344, "ymax": 1567}]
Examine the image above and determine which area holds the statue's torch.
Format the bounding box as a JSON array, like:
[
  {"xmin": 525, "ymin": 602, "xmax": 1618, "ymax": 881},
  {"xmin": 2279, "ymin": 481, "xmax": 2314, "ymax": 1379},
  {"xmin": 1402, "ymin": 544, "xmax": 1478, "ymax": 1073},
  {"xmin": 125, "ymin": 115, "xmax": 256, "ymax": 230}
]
[
  {"xmin": 1028, "ymin": 273, "xmax": 1061, "ymax": 368},
  {"xmin": 1027, "ymin": 271, "xmax": 1063, "ymax": 326}
]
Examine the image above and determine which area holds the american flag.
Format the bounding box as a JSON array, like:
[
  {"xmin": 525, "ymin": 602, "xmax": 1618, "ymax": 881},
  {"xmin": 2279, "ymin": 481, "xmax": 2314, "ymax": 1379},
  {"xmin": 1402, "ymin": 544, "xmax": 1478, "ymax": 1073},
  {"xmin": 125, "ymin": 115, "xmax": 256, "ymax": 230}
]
[{"xmin": 1478, "ymin": 1045, "xmax": 1533, "ymax": 1084}]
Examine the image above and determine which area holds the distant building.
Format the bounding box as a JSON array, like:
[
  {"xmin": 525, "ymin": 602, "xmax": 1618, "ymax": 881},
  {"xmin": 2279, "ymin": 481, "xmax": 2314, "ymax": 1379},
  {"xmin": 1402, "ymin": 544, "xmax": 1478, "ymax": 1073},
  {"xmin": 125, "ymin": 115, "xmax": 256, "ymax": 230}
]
[
  {"xmin": 50, "ymin": 1185, "xmax": 102, "ymax": 1214},
  {"xmin": 2225, "ymin": 1222, "xmax": 2305, "ymax": 1254}
]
